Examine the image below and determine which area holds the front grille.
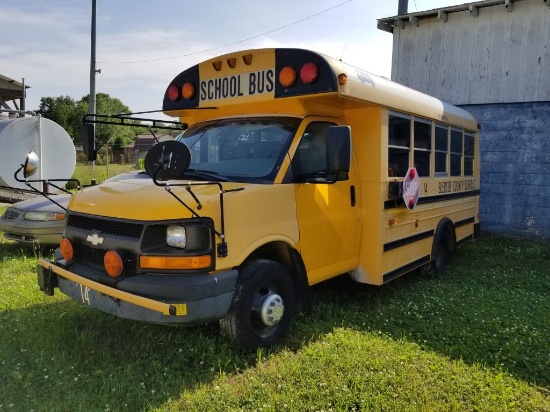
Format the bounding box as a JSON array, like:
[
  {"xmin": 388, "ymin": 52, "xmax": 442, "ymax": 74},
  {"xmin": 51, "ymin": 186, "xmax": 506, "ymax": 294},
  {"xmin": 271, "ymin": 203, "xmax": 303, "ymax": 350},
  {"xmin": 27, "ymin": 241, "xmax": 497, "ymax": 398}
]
[
  {"xmin": 67, "ymin": 214, "xmax": 143, "ymax": 239},
  {"xmin": 2, "ymin": 209, "xmax": 21, "ymax": 220},
  {"xmin": 74, "ymin": 243, "xmax": 106, "ymax": 268},
  {"xmin": 73, "ymin": 243, "xmax": 138, "ymax": 272}
]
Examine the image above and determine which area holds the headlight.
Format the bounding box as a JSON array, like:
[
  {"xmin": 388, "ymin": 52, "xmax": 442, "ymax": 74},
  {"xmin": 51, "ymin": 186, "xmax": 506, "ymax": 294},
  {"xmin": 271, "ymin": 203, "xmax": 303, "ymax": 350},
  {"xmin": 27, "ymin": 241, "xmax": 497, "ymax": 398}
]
[
  {"xmin": 24, "ymin": 211, "xmax": 66, "ymax": 221},
  {"xmin": 167, "ymin": 225, "xmax": 186, "ymax": 248}
]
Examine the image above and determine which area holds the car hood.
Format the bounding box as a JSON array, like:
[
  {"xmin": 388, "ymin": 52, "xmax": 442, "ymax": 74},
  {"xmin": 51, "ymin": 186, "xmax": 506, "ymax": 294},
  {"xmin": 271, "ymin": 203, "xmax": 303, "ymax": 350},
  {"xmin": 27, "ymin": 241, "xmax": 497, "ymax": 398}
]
[{"xmin": 6, "ymin": 194, "xmax": 70, "ymax": 213}]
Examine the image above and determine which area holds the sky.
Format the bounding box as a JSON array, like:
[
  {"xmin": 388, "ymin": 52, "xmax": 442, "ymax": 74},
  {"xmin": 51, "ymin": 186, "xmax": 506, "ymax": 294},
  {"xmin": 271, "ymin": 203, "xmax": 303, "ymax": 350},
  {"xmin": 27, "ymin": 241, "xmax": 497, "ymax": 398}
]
[{"xmin": 1, "ymin": 0, "xmax": 463, "ymax": 121}]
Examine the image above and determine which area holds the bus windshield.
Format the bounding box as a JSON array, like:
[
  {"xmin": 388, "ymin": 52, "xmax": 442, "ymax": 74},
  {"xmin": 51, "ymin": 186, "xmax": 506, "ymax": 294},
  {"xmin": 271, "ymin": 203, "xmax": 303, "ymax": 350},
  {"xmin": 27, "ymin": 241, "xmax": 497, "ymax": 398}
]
[{"xmin": 176, "ymin": 117, "xmax": 300, "ymax": 183}]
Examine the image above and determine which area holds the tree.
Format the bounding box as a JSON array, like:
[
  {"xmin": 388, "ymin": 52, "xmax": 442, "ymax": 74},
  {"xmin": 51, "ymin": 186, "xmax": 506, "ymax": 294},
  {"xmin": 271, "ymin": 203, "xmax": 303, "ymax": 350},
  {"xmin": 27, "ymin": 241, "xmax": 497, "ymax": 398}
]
[
  {"xmin": 37, "ymin": 96, "xmax": 82, "ymax": 141},
  {"xmin": 37, "ymin": 93, "xmax": 149, "ymax": 148},
  {"xmin": 76, "ymin": 93, "xmax": 146, "ymax": 150}
]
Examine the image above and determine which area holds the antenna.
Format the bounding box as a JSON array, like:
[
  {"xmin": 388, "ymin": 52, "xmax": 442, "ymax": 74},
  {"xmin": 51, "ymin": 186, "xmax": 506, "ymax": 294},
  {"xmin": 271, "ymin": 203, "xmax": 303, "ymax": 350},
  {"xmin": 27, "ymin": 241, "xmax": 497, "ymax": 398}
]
[{"xmin": 339, "ymin": 43, "xmax": 347, "ymax": 61}]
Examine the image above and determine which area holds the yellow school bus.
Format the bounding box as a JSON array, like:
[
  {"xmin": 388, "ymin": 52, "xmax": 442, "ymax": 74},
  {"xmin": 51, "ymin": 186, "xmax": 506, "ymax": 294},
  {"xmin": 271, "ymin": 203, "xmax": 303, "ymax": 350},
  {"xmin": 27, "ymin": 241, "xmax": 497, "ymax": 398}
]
[{"xmin": 37, "ymin": 48, "xmax": 480, "ymax": 350}]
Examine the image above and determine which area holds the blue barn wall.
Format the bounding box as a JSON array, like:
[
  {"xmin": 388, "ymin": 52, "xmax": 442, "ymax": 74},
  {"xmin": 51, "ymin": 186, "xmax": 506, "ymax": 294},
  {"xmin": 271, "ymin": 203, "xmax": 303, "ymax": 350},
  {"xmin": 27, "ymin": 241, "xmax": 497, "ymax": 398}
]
[{"xmin": 462, "ymin": 102, "xmax": 550, "ymax": 239}]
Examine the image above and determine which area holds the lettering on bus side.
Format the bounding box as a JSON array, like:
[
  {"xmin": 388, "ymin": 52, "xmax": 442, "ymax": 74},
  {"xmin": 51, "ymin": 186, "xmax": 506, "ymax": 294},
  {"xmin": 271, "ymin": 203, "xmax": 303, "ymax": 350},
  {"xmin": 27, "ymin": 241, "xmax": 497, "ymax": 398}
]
[
  {"xmin": 438, "ymin": 179, "xmax": 476, "ymax": 194},
  {"xmin": 199, "ymin": 69, "xmax": 275, "ymax": 102}
]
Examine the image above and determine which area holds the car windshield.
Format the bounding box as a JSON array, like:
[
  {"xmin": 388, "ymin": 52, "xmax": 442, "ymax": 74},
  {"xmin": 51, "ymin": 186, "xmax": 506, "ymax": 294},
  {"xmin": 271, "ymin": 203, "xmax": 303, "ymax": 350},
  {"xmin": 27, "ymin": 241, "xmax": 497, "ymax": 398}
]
[{"xmin": 176, "ymin": 117, "xmax": 300, "ymax": 183}]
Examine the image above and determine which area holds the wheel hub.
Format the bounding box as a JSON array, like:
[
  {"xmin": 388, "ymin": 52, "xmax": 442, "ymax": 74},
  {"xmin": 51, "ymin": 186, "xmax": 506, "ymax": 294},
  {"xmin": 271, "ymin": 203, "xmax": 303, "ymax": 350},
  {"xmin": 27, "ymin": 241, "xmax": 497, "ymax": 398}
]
[{"xmin": 260, "ymin": 293, "xmax": 284, "ymax": 326}]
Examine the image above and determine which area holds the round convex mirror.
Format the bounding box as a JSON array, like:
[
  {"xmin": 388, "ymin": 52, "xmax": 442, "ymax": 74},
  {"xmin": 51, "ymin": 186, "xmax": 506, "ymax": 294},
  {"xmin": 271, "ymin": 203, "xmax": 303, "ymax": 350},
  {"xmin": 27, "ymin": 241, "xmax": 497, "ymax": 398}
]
[{"xmin": 144, "ymin": 140, "xmax": 191, "ymax": 181}]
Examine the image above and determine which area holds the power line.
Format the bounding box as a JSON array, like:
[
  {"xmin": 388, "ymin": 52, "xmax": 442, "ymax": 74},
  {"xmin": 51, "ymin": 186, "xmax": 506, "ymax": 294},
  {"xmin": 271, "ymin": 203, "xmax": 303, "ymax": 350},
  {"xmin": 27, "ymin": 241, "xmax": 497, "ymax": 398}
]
[{"xmin": 98, "ymin": 0, "xmax": 352, "ymax": 65}]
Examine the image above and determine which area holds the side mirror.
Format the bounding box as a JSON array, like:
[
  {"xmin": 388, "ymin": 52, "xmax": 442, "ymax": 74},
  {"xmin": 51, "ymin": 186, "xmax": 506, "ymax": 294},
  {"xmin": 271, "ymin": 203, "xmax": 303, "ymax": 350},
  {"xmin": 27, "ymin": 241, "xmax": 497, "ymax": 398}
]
[
  {"xmin": 23, "ymin": 151, "xmax": 40, "ymax": 178},
  {"xmin": 144, "ymin": 140, "xmax": 191, "ymax": 182},
  {"xmin": 80, "ymin": 123, "xmax": 96, "ymax": 161},
  {"xmin": 327, "ymin": 126, "xmax": 351, "ymax": 173}
]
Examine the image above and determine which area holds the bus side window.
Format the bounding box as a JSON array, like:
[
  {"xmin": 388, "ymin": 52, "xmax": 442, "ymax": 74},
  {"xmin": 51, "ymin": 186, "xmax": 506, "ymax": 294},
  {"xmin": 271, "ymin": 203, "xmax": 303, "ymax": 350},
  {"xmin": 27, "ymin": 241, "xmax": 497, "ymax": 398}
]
[
  {"xmin": 388, "ymin": 113, "xmax": 411, "ymax": 178},
  {"xmin": 413, "ymin": 118, "xmax": 431, "ymax": 177},
  {"xmin": 464, "ymin": 133, "xmax": 475, "ymax": 176},
  {"xmin": 450, "ymin": 128, "xmax": 463, "ymax": 176},
  {"xmin": 292, "ymin": 122, "xmax": 335, "ymax": 178},
  {"xmin": 434, "ymin": 124, "xmax": 449, "ymax": 176}
]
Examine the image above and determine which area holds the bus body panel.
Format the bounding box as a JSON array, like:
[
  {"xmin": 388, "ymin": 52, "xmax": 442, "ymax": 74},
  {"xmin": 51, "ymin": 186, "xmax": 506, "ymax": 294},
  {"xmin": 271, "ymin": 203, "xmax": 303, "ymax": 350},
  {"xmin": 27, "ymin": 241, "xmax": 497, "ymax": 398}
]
[{"xmin": 68, "ymin": 178, "xmax": 300, "ymax": 272}]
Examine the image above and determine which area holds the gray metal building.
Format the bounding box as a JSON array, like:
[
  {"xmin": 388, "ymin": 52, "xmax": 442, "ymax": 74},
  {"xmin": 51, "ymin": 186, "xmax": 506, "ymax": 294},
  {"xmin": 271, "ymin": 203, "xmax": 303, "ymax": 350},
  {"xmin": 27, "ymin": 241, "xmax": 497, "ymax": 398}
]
[
  {"xmin": 0, "ymin": 74, "xmax": 28, "ymax": 114},
  {"xmin": 378, "ymin": 0, "xmax": 550, "ymax": 239}
]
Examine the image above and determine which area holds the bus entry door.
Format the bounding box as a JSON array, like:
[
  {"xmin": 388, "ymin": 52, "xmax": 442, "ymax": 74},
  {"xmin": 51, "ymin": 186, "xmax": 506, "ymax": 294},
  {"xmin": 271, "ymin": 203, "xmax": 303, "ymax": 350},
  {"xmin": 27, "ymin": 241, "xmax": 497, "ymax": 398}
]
[{"xmin": 291, "ymin": 120, "xmax": 360, "ymax": 284}]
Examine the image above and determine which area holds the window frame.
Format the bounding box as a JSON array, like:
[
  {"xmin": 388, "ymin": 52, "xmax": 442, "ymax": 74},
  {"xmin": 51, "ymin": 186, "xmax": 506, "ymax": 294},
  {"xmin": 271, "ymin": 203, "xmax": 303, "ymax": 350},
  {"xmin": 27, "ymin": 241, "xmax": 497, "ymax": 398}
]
[
  {"xmin": 434, "ymin": 123, "xmax": 449, "ymax": 177},
  {"xmin": 388, "ymin": 111, "xmax": 412, "ymax": 178},
  {"xmin": 450, "ymin": 128, "xmax": 463, "ymax": 177},
  {"xmin": 413, "ymin": 117, "xmax": 432, "ymax": 177}
]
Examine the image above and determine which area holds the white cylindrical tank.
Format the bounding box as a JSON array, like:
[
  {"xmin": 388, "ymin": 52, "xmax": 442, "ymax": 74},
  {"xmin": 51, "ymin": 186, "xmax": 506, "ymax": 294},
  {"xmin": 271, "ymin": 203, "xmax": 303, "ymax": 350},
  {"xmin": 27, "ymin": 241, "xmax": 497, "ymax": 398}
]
[{"xmin": 0, "ymin": 116, "xmax": 76, "ymax": 192}]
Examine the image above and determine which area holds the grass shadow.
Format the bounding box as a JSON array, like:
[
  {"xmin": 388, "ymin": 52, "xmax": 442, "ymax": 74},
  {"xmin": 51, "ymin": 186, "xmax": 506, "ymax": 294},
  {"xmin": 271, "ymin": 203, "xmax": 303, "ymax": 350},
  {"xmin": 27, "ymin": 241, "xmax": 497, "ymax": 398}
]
[{"xmin": 291, "ymin": 234, "xmax": 550, "ymax": 387}]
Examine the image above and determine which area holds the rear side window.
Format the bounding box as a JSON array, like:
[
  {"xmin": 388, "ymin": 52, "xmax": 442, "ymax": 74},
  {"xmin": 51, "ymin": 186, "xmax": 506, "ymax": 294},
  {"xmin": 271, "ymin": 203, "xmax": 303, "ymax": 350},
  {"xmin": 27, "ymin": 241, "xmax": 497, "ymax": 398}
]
[
  {"xmin": 450, "ymin": 129, "xmax": 463, "ymax": 176},
  {"xmin": 464, "ymin": 133, "xmax": 475, "ymax": 176}
]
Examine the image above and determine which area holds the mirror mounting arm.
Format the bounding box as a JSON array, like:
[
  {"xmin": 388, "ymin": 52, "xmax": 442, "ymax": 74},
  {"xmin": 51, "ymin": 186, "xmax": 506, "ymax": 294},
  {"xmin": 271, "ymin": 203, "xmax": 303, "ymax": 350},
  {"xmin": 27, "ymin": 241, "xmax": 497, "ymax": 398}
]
[
  {"xmin": 152, "ymin": 166, "xmax": 244, "ymax": 258},
  {"xmin": 13, "ymin": 162, "xmax": 81, "ymax": 212}
]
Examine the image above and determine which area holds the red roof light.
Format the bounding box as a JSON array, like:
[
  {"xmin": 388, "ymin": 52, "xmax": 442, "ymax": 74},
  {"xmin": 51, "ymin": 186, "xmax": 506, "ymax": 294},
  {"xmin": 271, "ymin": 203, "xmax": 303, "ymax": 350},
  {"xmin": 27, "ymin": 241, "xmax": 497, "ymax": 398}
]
[
  {"xmin": 300, "ymin": 62, "xmax": 319, "ymax": 84},
  {"xmin": 167, "ymin": 85, "xmax": 180, "ymax": 102}
]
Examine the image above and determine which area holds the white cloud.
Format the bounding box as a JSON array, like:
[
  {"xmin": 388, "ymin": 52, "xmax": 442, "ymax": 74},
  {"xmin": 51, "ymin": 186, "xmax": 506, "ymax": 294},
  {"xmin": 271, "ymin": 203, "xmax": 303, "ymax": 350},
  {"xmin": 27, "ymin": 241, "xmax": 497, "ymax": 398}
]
[{"xmin": 1, "ymin": 0, "xmax": 462, "ymax": 117}]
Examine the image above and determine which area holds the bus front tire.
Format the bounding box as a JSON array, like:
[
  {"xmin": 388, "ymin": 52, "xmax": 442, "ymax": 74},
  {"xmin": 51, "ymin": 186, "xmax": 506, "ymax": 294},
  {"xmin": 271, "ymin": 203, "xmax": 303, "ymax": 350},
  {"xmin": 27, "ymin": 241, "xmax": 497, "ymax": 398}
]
[{"xmin": 220, "ymin": 259, "xmax": 295, "ymax": 351}]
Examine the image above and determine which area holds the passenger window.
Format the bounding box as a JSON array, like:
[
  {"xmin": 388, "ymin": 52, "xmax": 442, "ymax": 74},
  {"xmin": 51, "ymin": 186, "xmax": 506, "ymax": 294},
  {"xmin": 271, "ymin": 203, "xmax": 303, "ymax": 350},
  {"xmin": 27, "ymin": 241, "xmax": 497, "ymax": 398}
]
[
  {"xmin": 450, "ymin": 129, "xmax": 462, "ymax": 176},
  {"xmin": 435, "ymin": 124, "xmax": 448, "ymax": 176},
  {"xmin": 388, "ymin": 113, "xmax": 411, "ymax": 177},
  {"xmin": 464, "ymin": 133, "xmax": 475, "ymax": 176},
  {"xmin": 414, "ymin": 118, "xmax": 431, "ymax": 177}
]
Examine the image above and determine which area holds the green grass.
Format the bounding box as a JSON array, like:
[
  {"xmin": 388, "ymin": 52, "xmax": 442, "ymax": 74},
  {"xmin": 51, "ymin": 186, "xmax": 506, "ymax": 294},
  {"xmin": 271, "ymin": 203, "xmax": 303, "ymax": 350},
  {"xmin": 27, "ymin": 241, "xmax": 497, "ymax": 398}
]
[
  {"xmin": 71, "ymin": 163, "xmax": 138, "ymax": 187},
  {"xmin": 0, "ymin": 229, "xmax": 549, "ymax": 411}
]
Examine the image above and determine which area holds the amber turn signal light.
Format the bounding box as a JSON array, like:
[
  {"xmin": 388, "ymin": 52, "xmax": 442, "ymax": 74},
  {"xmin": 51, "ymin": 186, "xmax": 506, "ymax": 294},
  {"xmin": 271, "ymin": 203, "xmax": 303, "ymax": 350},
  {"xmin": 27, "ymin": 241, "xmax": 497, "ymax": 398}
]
[
  {"xmin": 60, "ymin": 238, "xmax": 74, "ymax": 262},
  {"xmin": 104, "ymin": 250, "xmax": 123, "ymax": 277}
]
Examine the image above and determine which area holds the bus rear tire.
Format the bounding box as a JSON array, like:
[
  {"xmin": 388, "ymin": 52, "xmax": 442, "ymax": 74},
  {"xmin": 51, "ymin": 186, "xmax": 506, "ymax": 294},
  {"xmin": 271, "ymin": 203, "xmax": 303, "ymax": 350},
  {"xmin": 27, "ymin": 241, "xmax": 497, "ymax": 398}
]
[
  {"xmin": 220, "ymin": 259, "xmax": 295, "ymax": 351},
  {"xmin": 429, "ymin": 220, "xmax": 455, "ymax": 275}
]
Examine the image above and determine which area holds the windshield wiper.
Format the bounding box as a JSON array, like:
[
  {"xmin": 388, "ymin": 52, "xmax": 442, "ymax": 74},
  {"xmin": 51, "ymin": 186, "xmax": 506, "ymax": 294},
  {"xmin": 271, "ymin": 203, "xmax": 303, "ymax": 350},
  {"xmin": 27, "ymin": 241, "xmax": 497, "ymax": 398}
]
[{"xmin": 184, "ymin": 169, "xmax": 230, "ymax": 182}]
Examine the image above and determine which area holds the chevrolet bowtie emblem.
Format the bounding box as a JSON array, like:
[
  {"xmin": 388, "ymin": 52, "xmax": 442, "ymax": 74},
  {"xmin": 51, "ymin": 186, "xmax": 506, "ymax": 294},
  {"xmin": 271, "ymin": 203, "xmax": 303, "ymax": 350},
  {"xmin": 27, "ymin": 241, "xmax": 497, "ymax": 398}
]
[{"xmin": 86, "ymin": 232, "xmax": 105, "ymax": 246}]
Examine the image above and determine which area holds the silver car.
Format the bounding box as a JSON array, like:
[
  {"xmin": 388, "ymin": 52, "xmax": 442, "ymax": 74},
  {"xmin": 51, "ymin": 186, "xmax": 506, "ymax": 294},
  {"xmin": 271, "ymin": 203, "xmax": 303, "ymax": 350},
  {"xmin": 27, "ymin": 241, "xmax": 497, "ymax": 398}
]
[
  {"xmin": 0, "ymin": 171, "xmax": 145, "ymax": 247},
  {"xmin": 0, "ymin": 194, "xmax": 70, "ymax": 246}
]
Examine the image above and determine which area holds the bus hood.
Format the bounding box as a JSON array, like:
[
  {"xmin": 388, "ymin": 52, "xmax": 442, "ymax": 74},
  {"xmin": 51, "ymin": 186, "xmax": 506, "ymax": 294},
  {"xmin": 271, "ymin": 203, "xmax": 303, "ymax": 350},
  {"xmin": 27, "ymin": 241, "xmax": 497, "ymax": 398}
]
[{"xmin": 68, "ymin": 177, "xmax": 243, "ymax": 221}]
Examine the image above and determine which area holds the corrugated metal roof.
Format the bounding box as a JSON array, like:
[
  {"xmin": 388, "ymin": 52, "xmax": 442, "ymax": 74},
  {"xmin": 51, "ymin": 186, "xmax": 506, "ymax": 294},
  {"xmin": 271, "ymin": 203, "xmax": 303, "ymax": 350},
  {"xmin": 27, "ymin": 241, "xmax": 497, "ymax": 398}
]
[
  {"xmin": 377, "ymin": 0, "xmax": 521, "ymax": 33},
  {"xmin": 0, "ymin": 74, "xmax": 30, "ymax": 102}
]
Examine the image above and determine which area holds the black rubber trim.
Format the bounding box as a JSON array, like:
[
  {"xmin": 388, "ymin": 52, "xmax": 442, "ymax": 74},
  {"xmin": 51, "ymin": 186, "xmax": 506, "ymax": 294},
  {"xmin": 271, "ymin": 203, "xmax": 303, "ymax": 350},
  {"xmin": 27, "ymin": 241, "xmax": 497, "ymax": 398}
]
[
  {"xmin": 457, "ymin": 234, "xmax": 473, "ymax": 247},
  {"xmin": 383, "ymin": 255, "xmax": 430, "ymax": 283},
  {"xmin": 455, "ymin": 216, "xmax": 475, "ymax": 228},
  {"xmin": 384, "ymin": 190, "xmax": 480, "ymax": 210},
  {"xmin": 383, "ymin": 230, "xmax": 435, "ymax": 252}
]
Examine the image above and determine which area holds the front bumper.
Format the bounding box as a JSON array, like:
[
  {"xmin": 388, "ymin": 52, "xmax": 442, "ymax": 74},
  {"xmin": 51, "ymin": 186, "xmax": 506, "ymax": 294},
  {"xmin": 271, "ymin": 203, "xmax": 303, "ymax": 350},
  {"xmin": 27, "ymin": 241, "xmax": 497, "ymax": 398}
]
[
  {"xmin": 0, "ymin": 221, "xmax": 64, "ymax": 246},
  {"xmin": 3, "ymin": 230, "xmax": 62, "ymax": 246},
  {"xmin": 37, "ymin": 258, "xmax": 238, "ymax": 326}
]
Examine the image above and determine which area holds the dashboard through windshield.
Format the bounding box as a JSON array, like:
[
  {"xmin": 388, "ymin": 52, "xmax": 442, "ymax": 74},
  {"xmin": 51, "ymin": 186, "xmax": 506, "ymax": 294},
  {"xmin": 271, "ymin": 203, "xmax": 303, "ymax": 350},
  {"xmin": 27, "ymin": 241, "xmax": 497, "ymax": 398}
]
[{"xmin": 176, "ymin": 117, "xmax": 300, "ymax": 183}]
